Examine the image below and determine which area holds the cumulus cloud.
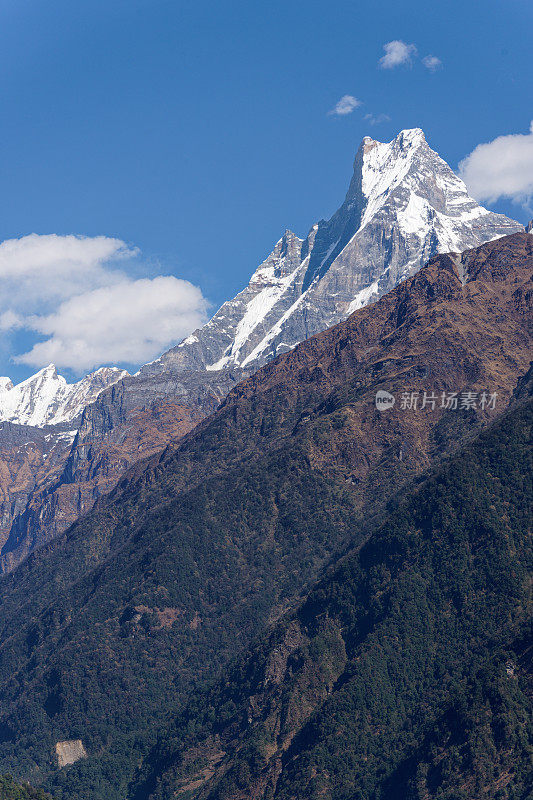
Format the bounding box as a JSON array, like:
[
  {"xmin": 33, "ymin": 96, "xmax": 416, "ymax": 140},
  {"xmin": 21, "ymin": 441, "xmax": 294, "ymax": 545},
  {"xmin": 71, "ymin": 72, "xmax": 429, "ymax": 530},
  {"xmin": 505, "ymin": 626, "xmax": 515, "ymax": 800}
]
[
  {"xmin": 458, "ymin": 121, "xmax": 533, "ymax": 205},
  {"xmin": 0, "ymin": 234, "xmax": 135, "ymax": 311},
  {"xmin": 364, "ymin": 112, "xmax": 391, "ymax": 126},
  {"xmin": 0, "ymin": 233, "xmax": 209, "ymax": 373},
  {"xmin": 17, "ymin": 277, "xmax": 208, "ymax": 371},
  {"xmin": 422, "ymin": 55, "xmax": 442, "ymax": 72},
  {"xmin": 328, "ymin": 95, "xmax": 361, "ymax": 116},
  {"xmin": 379, "ymin": 40, "xmax": 417, "ymax": 69}
]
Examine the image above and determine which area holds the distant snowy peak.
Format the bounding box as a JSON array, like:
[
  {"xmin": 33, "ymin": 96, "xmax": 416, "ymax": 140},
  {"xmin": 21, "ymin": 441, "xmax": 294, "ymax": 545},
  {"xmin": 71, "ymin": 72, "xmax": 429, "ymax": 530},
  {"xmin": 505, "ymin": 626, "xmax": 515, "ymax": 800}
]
[
  {"xmin": 0, "ymin": 364, "xmax": 129, "ymax": 427},
  {"xmin": 141, "ymin": 128, "xmax": 521, "ymax": 379}
]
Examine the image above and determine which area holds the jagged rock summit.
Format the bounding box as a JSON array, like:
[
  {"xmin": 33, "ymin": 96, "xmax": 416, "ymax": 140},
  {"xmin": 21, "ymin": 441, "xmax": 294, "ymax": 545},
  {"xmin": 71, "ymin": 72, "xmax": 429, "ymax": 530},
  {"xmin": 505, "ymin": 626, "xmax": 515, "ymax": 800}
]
[
  {"xmin": 142, "ymin": 127, "xmax": 521, "ymax": 377},
  {"xmin": 0, "ymin": 364, "xmax": 128, "ymax": 427}
]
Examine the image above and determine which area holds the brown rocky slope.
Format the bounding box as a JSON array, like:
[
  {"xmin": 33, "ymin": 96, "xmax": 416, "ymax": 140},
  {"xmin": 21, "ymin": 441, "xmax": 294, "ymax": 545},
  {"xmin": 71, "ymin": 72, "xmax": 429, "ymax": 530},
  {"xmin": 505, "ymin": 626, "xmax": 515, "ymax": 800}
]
[
  {"xmin": 0, "ymin": 424, "xmax": 75, "ymax": 565},
  {"xmin": 0, "ymin": 367, "xmax": 240, "ymax": 573},
  {"xmin": 0, "ymin": 128, "xmax": 524, "ymax": 576},
  {"xmin": 0, "ymin": 397, "xmax": 204, "ymax": 573}
]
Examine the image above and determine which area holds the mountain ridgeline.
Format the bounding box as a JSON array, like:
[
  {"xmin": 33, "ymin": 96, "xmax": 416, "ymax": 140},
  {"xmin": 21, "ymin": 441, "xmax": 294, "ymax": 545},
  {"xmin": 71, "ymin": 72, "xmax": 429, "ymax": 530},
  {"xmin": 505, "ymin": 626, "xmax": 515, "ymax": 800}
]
[
  {"xmin": 142, "ymin": 127, "xmax": 520, "ymax": 374},
  {"xmin": 0, "ymin": 128, "xmax": 521, "ymax": 575},
  {"xmin": 0, "ymin": 231, "xmax": 530, "ymax": 799},
  {"xmin": 0, "ymin": 365, "xmax": 128, "ymax": 429}
]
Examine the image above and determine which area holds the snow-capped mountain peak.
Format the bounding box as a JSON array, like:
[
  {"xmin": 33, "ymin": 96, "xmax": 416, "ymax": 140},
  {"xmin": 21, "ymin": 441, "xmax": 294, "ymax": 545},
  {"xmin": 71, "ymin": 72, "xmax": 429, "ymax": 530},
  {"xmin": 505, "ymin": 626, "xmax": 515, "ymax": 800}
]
[
  {"xmin": 6, "ymin": 129, "xmax": 519, "ymax": 411},
  {"xmin": 0, "ymin": 364, "xmax": 129, "ymax": 427},
  {"xmin": 250, "ymin": 229, "xmax": 303, "ymax": 284},
  {"xmin": 140, "ymin": 128, "xmax": 521, "ymax": 379},
  {"xmin": 1, "ymin": 129, "xmax": 521, "ymax": 430}
]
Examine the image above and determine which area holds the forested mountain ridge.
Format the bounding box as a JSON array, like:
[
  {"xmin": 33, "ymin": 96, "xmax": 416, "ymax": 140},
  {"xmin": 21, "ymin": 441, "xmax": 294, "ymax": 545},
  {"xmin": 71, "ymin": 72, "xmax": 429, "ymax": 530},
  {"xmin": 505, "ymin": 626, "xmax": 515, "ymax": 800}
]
[
  {"xmin": 133, "ymin": 384, "xmax": 533, "ymax": 800},
  {"xmin": 0, "ymin": 232, "xmax": 530, "ymax": 799}
]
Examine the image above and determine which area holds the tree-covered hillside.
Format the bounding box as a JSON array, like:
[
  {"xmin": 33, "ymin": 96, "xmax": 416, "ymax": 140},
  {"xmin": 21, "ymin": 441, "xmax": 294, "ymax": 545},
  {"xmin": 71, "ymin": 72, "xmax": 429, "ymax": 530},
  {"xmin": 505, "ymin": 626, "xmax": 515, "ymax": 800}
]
[
  {"xmin": 0, "ymin": 775, "xmax": 50, "ymax": 800},
  {"xmin": 134, "ymin": 395, "xmax": 532, "ymax": 800}
]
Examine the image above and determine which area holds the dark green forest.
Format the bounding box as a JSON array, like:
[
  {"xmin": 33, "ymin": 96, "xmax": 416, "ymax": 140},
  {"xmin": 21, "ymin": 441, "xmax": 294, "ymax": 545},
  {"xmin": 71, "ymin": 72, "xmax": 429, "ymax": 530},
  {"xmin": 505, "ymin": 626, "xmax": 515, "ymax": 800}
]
[{"xmin": 0, "ymin": 311, "xmax": 483, "ymax": 796}]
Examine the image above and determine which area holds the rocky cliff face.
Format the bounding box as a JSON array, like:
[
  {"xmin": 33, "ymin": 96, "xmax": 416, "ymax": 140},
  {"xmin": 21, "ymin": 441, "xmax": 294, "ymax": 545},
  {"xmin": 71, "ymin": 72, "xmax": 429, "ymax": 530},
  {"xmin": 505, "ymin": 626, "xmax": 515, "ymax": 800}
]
[
  {"xmin": 0, "ymin": 369, "xmax": 240, "ymax": 573},
  {"xmin": 0, "ymin": 422, "xmax": 74, "ymax": 553},
  {"xmin": 0, "ymin": 129, "xmax": 523, "ymax": 572},
  {"xmin": 0, "ymin": 366, "xmax": 127, "ymax": 570}
]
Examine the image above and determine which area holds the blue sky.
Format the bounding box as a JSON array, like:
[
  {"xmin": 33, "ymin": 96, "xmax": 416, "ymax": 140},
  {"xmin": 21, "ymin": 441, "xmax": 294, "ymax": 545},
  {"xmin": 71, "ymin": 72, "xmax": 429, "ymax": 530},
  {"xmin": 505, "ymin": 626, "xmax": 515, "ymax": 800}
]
[{"xmin": 0, "ymin": 0, "xmax": 531, "ymax": 382}]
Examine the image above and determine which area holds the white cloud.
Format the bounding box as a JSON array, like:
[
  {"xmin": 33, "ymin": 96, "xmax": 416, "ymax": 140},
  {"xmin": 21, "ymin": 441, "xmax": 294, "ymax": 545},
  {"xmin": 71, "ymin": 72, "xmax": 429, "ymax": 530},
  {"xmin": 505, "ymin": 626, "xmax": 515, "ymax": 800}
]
[
  {"xmin": 0, "ymin": 233, "xmax": 209, "ymax": 373},
  {"xmin": 0, "ymin": 310, "xmax": 24, "ymax": 331},
  {"xmin": 328, "ymin": 95, "xmax": 361, "ymax": 116},
  {"xmin": 422, "ymin": 55, "xmax": 442, "ymax": 72},
  {"xmin": 364, "ymin": 113, "xmax": 391, "ymax": 126},
  {"xmin": 0, "ymin": 234, "xmax": 135, "ymax": 311},
  {"xmin": 458, "ymin": 121, "xmax": 533, "ymax": 205},
  {"xmin": 17, "ymin": 277, "xmax": 208, "ymax": 371},
  {"xmin": 379, "ymin": 40, "xmax": 417, "ymax": 69}
]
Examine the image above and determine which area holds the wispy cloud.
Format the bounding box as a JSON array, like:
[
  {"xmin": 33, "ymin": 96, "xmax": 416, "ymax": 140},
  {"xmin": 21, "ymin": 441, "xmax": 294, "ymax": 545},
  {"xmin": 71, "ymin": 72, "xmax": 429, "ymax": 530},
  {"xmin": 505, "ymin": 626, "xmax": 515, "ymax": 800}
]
[
  {"xmin": 328, "ymin": 94, "xmax": 361, "ymax": 116},
  {"xmin": 364, "ymin": 113, "xmax": 391, "ymax": 126},
  {"xmin": 459, "ymin": 121, "xmax": 533, "ymax": 208},
  {"xmin": 378, "ymin": 42, "xmax": 442, "ymax": 73},
  {"xmin": 0, "ymin": 311, "xmax": 24, "ymax": 332},
  {"xmin": 379, "ymin": 40, "xmax": 417, "ymax": 69},
  {"xmin": 422, "ymin": 55, "xmax": 442, "ymax": 72},
  {"xmin": 0, "ymin": 233, "xmax": 208, "ymax": 372}
]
